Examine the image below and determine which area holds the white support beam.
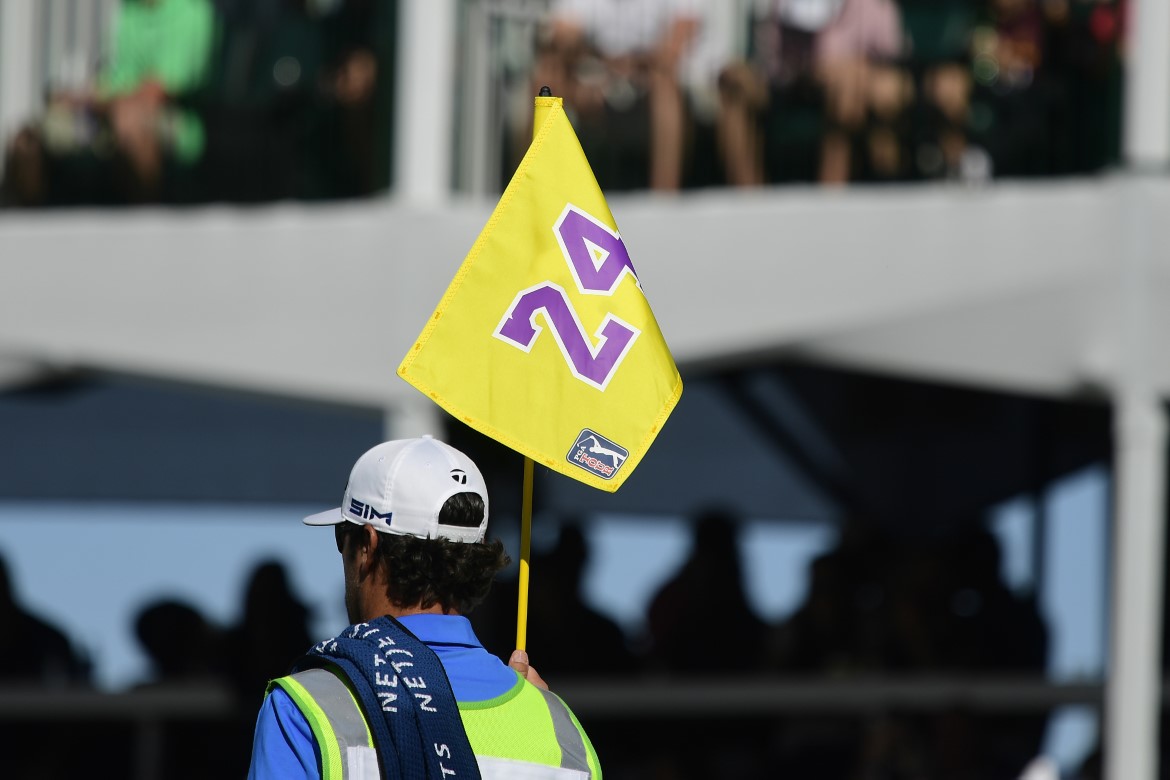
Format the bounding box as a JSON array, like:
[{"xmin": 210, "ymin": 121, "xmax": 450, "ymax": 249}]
[
  {"xmin": 1107, "ymin": 393, "xmax": 1166, "ymax": 780},
  {"xmin": 383, "ymin": 396, "xmax": 445, "ymax": 441},
  {"xmin": 393, "ymin": 0, "xmax": 457, "ymax": 204},
  {"xmin": 455, "ymin": 0, "xmax": 493, "ymax": 195},
  {"xmin": 0, "ymin": 0, "xmax": 40, "ymax": 171},
  {"xmin": 1106, "ymin": 181, "xmax": 1166, "ymax": 780},
  {"xmin": 1123, "ymin": 0, "xmax": 1170, "ymax": 169}
]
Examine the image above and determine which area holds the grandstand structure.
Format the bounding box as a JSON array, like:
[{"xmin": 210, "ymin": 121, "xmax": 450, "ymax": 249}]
[{"xmin": 2, "ymin": 1, "xmax": 1170, "ymax": 779}]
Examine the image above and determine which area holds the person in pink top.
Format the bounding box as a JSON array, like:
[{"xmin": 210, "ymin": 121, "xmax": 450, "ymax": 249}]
[
  {"xmin": 805, "ymin": 0, "xmax": 909, "ymax": 182},
  {"xmin": 719, "ymin": 0, "xmax": 910, "ymax": 185}
]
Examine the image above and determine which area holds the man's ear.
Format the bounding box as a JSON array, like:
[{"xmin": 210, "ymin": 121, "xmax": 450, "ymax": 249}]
[{"xmin": 358, "ymin": 524, "xmax": 380, "ymax": 579}]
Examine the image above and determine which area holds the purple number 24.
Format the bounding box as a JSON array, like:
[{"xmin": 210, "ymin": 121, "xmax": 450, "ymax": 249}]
[{"xmin": 495, "ymin": 205, "xmax": 642, "ymax": 391}]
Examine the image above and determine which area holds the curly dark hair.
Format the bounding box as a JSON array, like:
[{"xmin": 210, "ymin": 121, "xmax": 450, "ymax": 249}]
[{"xmin": 338, "ymin": 492, "xmax": 510, "ymax": 614}]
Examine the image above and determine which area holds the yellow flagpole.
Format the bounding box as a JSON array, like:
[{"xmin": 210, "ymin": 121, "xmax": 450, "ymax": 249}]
[
  {"xmin": 516, "ymin": 455, "xmax": 534, "ymax": 650},
  {"xmin": 516, "ymin": 87, "xmax": 555, "ymax": 652}
]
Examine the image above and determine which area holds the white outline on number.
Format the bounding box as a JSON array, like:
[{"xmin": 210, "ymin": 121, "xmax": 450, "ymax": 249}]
[
  {"xmin": 494, "ymin": 281, "xmax": 641, "ymax": 392},
  {"xmin": 553, "ymin": 203, "xmax": 641, "ymax": 296}
]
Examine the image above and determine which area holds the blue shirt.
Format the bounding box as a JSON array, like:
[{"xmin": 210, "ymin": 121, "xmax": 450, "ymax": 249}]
[{"xmin": 247, "ymin": 614, "xmax": 518, "ymax": 780}]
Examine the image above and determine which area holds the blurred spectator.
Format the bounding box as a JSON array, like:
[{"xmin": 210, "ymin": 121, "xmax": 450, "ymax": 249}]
[
  {"xmin": 201, "ymin": 0, "xmax": 391, "ymax": 202},
  {"xmin": 526, "ymin": 522, "xmax": 637, "ymax": 675},
  {"xmin": 724, "ymin": 0, "xmax": 911, "ymax": 186},
  {"xmin": 891, "ymin": 528, "xmax": 1048, "ymax": 778},
  {"xmin": 901, "ymin": 0, "xmax": 979, "ymax": 181},
  {"xmin": 1053, "ymin": 0, "xmax": 1124, "ymax": 173},
  {"xmin": 133, "ymin": 598, "xmax": 237, "ymax": 779},
  {"xmin": 470, "ymin": 520, "xmax": 635, "ymax": 676},
  {"xmin": 766, "ymin": 545, "xmax": 872, "ymax": 673},
  {"xmin": 219, "ymin": 559, "xmax": 311, "ymax": 703},
  {"xmin": 535, "ymin": 0, "xmax": 702, "ymax": 191},
  {"xmin": 812, "ymin": 0, "xmax": 910, "ymax": 183},
  {"xmin": 766, "ymin": 519, "xmax": 895, "ymax": 673},
  {"xmin": 134, "ymin": 598, "xmax": 222, "ymax": 685},
  {"xmin": 766, "ymin": 520, "xmax": 1049, "ymax": 778},
  {"xmin": 966, "ymin": 0, "xmax": 1056, "ymax": 178},
  {"xmin": 99, "ymin": 0, "xmax": 216, "ymax": 199},
  {"xmin": 1, "ymin": 0, "xmax": 216, "ymax": 206},
  {"xmin": 645, "ymin": 508, "xmax": 766, "ymax": 672},
  {"xmin": 758, "ymin": 524, "xmax": 883, "ymax": 777},
  {"xmin": 0, "ymin": 551, "xmax": 95, "ymax": 779},
  {"xmin": 719, "ymin": 1, "xmax": 826, "ymax": 185},
  {"xmin": 526, "ymin": 523, "xmax": 644, "ymax": 777},
  {"xmin": 676, "ymin": 3, "xmax": 745, "ymax": 188},
  {"xmin": 715, "ymin": 58, "xmax": 770, "ymax": 187},
  {"xmin": 643, "ymin": 510, "xmax": 770, "ymax": 779},
  {"xmin": 0, "ymin": 551, "xmax": 90, "ymax": 686},
  {"xmin": 933, "ymin": 526, "xmax": 1048, "ymax": 672},
  {"xmin": 312, "ymin": 0, "xmax": 394, "ymax": 198}
]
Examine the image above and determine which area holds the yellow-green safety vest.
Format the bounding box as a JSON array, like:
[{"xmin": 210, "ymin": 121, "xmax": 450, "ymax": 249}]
[{"xmin": 271, "ymin": 668, "xmax": 601, "ymax": 780}]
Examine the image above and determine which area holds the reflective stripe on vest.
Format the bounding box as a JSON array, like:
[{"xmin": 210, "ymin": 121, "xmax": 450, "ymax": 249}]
[
  {"xmin": 278, "ymin": 670, "xmax": 594, "ymax": 779},
  {"xmin": 476, "ymin": 756, "xmax": 589, "ymax": 779},
  {"xmin": 535, "ymin": 687, "xmax": 591, "ymax": 775},
  {"xmin": 271, "ymin": 669, "xmax": 378, "ymax": 780}
]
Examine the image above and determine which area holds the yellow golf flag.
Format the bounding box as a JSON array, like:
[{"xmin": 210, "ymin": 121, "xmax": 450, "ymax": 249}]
[{"xmin": 398, "ymin": 96, "xmax": 682, "ymax": 491}]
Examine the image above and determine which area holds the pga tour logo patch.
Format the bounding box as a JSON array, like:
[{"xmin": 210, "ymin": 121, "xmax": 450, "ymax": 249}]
[{"xmin": 567, "ymin": 429, "xmax": 628, "ymax": 480}]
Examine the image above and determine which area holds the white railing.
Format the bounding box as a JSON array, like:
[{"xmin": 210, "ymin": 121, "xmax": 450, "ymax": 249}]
[
  {"xmin": 454, "ymin": 0, "xmax": 550, "ymax": 196},
  {"xmin": 0, "ymin": 677, "xmax": 1101, "ymax": 721},
  {"xmin": 0, "ymin": 677, "xmax": 1102, "ymax": 780}
]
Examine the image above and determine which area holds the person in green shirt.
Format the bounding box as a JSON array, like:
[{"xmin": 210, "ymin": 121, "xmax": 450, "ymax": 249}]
[
  {"xmin": 1, "ymin": 0, "xmax": 215, "ymax": 206},
  {"xmin": 97, "ymin": 0, "xmax": 216, "ymax": 198}
]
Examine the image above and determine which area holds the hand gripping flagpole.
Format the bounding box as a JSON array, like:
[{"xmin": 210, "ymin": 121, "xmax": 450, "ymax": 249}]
[{"xmin": 515, "ymin": 86, "xmax": 555, "ymax": 652}]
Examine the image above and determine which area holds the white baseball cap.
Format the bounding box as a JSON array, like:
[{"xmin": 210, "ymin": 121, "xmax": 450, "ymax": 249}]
[{"xmin": 303, "ymin": 435, "xmax": 489, "ymax": 543}]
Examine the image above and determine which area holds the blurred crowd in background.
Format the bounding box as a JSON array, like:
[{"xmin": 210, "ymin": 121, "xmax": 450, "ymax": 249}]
[
  {"xmin": 530, "ymin": 0, "xmax": 1124, "ymax": 191},
  {"xmin": 477, "ymin": 511, "xmax": 1061, "ymax": 779},
  {"xmin": 0, "ymin": 0, "xmax": 1125, "ymax": 207},
  {"xmin": 0, "ymin": 506, "xmax": 1117, "ymax": 779},
  {"xmin": 0, "ymin": 0, "xmax": 395, "ymax": 207}
]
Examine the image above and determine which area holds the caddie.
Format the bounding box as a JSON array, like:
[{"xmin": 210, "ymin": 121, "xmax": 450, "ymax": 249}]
[{"xmin": 247, "ymin": 435, "xmax": 601, "ymax": 779}]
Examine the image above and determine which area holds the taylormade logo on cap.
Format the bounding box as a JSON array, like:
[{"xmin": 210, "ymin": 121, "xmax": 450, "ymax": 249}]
[{"xmin": 303, "ymin": 436, "xmax": 489, "ymax": 544}]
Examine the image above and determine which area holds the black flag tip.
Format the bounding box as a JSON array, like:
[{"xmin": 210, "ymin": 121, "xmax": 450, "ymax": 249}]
[{"xmin": 539, "ymin": 85, "xmax": 552, "ymax": 97}]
